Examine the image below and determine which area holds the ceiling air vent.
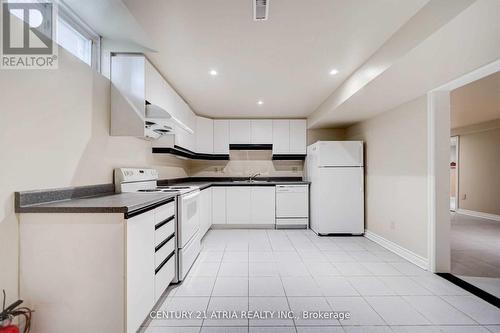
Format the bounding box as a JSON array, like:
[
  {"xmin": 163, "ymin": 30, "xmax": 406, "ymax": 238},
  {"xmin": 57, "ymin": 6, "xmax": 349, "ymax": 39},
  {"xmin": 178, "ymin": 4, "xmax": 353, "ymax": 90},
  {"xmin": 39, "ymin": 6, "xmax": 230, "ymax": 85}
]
[{"xmin": 253, "ymin": 0, "xmax": 269, "ymax": 21}]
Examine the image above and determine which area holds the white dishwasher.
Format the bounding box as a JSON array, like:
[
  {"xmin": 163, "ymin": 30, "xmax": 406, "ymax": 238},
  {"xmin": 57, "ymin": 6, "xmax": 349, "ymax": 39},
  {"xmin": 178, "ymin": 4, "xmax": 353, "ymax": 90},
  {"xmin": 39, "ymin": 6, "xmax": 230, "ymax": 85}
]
[{"xmin": 275, "ymin": 185, "xmax": 309, "ymax": 228}]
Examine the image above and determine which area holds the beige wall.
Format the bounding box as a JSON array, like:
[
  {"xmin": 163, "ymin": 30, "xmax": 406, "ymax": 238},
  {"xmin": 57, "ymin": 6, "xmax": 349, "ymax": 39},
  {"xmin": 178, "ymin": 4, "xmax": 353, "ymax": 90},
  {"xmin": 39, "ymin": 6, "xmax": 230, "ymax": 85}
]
[
  {"xmin": 453, "ymin": 122, "xmax": 500, "ymax": 215},
  {"xmin": 307, "ymin": 128, "xmax": 346, "ymax": 145},
  {"xmin": 346, "ymin": 96, "xmax": 428, "ymax": 258},
  {"xmin": 0, "ymin": 48, "xmax": 191, "ymax": 304}
]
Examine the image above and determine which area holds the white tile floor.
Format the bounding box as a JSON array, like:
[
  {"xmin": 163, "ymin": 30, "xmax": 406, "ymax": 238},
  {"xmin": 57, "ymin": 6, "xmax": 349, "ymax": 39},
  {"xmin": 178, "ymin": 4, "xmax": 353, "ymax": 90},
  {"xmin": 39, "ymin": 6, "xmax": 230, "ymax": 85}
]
[{"xmin": 144, "ymin": 229, "xmax": 500, "ymax": 333}]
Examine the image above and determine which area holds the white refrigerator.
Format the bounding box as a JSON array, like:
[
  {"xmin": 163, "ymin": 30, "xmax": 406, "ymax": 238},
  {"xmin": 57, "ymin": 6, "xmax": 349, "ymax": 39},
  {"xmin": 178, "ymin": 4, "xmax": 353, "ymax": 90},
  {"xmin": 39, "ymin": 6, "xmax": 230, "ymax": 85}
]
[{"xmin": 305, "ymin": 141, "xmax": 364, "ymax": 235}]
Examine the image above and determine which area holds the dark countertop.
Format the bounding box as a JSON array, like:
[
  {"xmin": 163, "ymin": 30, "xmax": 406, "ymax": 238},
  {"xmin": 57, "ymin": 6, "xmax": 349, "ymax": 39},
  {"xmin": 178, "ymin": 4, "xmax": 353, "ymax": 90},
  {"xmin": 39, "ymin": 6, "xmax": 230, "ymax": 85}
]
[
  {"xmin": 16, "ymin": 192, "xmax": 177, "ymax": 214},
  {"xmin": 16, "ymin": 178, "xmax": 309, "ymax": 214},
  {"xmin": 176, "ymin": 180, "xmax": 310, "ymax": 190}
]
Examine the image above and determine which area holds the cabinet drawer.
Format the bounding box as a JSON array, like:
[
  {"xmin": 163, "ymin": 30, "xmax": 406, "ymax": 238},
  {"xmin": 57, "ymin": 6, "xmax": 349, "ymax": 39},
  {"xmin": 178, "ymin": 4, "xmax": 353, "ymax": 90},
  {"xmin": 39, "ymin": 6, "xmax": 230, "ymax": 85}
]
[
  {"xmin": 155, "ymin": 216, "xmax": 175, "ymax": 248},
  {"xmin": 155, "ymin": 234, "xmax": 175, "ymax": 269},
  {"xmin": 154, "ymin": 251, "xmax": 175, "ymax": 302},
  {"xmin": 155, "ymin": 201, "xmax": 175, "ymax": 224}
]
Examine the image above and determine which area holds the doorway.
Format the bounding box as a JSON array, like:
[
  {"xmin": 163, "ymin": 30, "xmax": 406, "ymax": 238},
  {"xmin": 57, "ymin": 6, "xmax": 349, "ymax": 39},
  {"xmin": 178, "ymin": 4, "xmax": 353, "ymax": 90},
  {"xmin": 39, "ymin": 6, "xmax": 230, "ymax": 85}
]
[{"xmin": 428, "ymin": 62, "xmax": 500, "ymax": 306}]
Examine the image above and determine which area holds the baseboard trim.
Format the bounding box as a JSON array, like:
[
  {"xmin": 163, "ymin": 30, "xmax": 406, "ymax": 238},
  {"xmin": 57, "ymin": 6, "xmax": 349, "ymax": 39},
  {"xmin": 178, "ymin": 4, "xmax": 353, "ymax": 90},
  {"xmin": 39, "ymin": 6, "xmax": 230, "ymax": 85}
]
[
  {"xmin": 364, "ymin": 230, "xmax": 429, "ymax": 270},
  {"xmin": 456, "ymin": 209, "xmax": 500, "ymax": 222}
]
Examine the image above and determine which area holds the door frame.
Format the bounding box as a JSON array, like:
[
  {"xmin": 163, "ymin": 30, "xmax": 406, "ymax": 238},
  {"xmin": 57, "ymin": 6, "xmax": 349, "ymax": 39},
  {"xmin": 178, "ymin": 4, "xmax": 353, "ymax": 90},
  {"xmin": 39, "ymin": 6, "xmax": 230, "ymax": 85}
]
[
  {"xmin": 427, "ymin": 59, "xmax": 500, "ymax": 273},
  {"xmin": 450, "ymin": 136, "xmax": 459, "ymax": 212}
]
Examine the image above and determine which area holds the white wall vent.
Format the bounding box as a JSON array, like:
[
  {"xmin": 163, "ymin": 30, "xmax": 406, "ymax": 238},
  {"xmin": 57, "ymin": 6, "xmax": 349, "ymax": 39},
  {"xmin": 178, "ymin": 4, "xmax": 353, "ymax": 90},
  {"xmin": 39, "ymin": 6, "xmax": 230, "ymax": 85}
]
[{"xmin": 253, "ymin": 0, "xmax": 269, "ymax": 21}]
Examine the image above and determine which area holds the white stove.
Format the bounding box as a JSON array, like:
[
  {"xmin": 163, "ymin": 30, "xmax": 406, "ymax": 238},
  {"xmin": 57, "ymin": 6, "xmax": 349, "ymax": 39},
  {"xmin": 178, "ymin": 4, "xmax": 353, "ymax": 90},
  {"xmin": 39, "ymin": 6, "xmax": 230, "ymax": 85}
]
[
  {"xmin": 114, "ymin": 168, "xmax": 201, "ymax": 282},
  {"xmin": 114, "ymin": 168, "xmax": 199, "ymax": 195}
]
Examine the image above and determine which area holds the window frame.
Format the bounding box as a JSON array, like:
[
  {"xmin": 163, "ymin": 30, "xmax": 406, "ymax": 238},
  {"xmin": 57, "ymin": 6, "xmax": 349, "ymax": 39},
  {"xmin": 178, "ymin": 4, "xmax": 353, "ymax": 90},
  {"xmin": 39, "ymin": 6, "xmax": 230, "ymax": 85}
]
[{"xmin": 57, "ymin": 1, "xmax": 101, "ymax": 72}]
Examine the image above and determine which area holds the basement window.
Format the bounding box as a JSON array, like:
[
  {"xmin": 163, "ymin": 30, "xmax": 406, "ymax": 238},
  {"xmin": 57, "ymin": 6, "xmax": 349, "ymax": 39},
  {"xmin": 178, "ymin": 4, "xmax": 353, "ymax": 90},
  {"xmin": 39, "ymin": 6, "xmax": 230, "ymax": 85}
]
[{"xmin": 56, "ymin": 4, "xmax": 101, "ymax": 71}]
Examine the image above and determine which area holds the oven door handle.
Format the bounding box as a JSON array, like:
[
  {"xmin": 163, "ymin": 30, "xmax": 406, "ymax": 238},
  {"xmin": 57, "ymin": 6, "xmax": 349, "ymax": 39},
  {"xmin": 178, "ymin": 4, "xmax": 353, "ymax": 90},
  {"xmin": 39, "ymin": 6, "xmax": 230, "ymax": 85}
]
[{"xmin": 182, "ymin": 190, "xmax": 200, "ymax": 201}]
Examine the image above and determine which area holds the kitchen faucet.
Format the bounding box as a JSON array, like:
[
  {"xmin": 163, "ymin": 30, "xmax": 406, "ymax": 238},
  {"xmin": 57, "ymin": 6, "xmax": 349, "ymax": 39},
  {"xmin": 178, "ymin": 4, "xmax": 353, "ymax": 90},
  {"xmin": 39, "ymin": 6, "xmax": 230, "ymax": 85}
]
[{"xmin": 248, "ymin": 173, "xmax": 261, "ymax": 181}]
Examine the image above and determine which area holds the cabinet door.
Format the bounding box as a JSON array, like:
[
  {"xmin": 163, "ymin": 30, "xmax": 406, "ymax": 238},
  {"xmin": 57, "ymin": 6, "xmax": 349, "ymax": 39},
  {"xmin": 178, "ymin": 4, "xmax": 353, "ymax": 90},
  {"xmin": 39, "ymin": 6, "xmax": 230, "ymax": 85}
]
[
  {"xmin": 289, "ymin": 119, "xmax": 307, "ymax": 154},
  {"xmin": 200, "ymin": 187, "xmax": 213, "ymax": 236},
  {"xmin": 229, "ymin": 120, "xmax": 251, "ymax": 144},
  {"xmin": 226, "ymin": 187, "xmax": 251, "ymax": 224},
  {"xmin": 196, "ymin": 116, "xmax": 214, "ymax": 154},
  {"xmin": 251, "ymin": 120, "xmax": 273, "ymax": 144},
  {"xmin": 126, "ymin": 211, "xmax": 155, "ymax": 333},
  {"xmin": 251, "ymin": 187, "xmax": 276, "ymax": 224},
  {"xmin": 212, "ymin": 187, "xmax": 226, "ymax": 224},
  {"xmin": 272, "ymin": 120, "xmax": 290, "ymax": 154},
  {"xmin": 213, "ymin": 120, "xmax": 230, "ymax": 154}
]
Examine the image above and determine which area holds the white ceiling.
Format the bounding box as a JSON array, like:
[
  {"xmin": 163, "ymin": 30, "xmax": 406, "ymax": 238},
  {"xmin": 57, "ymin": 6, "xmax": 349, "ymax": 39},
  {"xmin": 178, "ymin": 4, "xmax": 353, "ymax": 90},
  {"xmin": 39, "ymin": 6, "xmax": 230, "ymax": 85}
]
[
  {"xmin": 124, "ymin": 0, "xmax": 428, "ymax": 119},
  {"xmin": 451, "ymin": 71, "xmax": 500, "ymax": 129}
]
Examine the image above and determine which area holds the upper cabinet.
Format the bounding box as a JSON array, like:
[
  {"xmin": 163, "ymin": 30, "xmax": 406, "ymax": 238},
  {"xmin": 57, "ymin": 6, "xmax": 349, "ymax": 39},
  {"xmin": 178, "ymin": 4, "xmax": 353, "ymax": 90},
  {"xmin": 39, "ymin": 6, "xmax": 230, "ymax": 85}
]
[
  {"xmin": 229, "ymin": 120, "xmax": 251, "ymax": 144},
  {"xmin": 251, "ymin": 120, "xmax": 273, "ymax": 144},
  {"xmin": 213, "ymin": 120, "xmax": 230, "ymax": 154},
  {"xmin": 272, "ymin": 119, "xmax": 307, "ymax": 156},
  {"xmin": 272, "ymin": 120, "xmax": 290, "ymax": 154},
  {"xmin": 196, "ymin": 116, "xmax": 214, "ymax": 154},
  {"xmin": 229, "ymin": 119, "xmax": 273, "ymax": 145},
  {"xmin": 289, "ymin": 119, "xmax": 307, "ymax": 154}
]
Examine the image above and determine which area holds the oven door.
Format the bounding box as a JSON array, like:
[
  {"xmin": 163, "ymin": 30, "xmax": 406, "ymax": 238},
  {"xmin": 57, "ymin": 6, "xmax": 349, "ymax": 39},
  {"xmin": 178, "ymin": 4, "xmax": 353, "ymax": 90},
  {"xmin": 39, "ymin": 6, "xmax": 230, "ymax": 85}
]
[{"xmin": 178, "ymin": 190, "xmax": 200, "ymax": 248}]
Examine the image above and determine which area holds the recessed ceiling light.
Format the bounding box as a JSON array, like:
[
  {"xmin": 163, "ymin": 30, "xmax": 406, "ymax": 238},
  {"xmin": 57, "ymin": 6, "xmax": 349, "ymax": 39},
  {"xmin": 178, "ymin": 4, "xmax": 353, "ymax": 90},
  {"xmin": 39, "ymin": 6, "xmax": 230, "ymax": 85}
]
[
  {"xmin": 329, "ymin": 69, "xmax": 339, "ymax": 76},
  {"xmin": 257, "ymin": 100, "xmax": 264, "ymax": 105},
  {"xmin": 209, "ymin": 69, "xmax": 218, "ymax": 76}
]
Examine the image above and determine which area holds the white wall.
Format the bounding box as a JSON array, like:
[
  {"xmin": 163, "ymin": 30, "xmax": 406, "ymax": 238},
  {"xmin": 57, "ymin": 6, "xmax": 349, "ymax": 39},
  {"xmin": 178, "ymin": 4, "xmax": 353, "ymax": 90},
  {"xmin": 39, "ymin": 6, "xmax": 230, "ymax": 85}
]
[
  {"xmin": 454, "ymin": 123, "xmax": 500, "ymax": 215},
  {"xmin": 0, "ymin": 47, "xmax": 189, "ymax": 304},
  {"xmin": 346, "ymin": 96, "xmax": 429, "ymax": 259}
]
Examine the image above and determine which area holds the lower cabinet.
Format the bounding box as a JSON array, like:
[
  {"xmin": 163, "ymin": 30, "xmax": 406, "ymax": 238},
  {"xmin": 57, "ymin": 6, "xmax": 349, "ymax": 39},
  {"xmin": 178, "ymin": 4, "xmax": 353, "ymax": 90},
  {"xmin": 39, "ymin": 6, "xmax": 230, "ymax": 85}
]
[
  {"xmin": 251, "ymin": 187, "xmax": 275, "ymax": 224},
  {"xmin": 212, "ymin": 187, "xmax": 226, "ymax": 224},
  {"xmin": 226, "ymin": 187, "xmax": 251, "ymax": 224},
  {"xmin": 199, "ymin": 187, "xmax": 213, "ymax": 237},
  {"xmin": 212, "ymin": 186, "xmax": 276, "ymax": 226},
  {"xmin": 126, "ymin": 210, "xmax": 155, "ymax": 332},
  {"xmin": 127, "ymin": 199, "xmax": 176, "ymax": 333},
  {"xmin": 18, "ymin": 199, "xmax": 177, "ymax": 333}
]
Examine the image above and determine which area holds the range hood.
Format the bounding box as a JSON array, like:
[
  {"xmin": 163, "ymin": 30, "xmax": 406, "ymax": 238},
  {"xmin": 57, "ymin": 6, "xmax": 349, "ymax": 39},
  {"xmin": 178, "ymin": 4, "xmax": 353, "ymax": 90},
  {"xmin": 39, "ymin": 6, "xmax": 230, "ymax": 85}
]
[{"xmin": 146, "ymin": 102, "xmax": 193, "ymax": 134}]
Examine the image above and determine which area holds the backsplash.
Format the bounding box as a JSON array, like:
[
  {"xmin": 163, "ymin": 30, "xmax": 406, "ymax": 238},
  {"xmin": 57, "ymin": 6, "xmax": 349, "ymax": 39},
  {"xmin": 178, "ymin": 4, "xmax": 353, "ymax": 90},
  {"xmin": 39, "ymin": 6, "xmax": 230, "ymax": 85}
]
[{"xmin": 188, "ymin": 150, "xmax": 304, "ymax": 178}]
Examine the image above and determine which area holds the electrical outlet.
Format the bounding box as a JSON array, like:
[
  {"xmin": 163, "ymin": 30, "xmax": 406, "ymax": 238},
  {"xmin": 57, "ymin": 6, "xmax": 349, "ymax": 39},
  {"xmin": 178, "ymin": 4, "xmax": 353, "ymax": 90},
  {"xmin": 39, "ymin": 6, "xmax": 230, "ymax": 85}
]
[{"xmin": 390, "ymin": 221, "xmax": 396, "ymax": 230}]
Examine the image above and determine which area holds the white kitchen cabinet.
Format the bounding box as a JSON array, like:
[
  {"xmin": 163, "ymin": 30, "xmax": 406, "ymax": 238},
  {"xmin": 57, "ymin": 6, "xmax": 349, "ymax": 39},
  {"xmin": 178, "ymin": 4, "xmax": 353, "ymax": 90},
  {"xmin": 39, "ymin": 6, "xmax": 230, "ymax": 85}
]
[
  {"xmin": 196, "ymin": 116, "xmax": 214, "ymax": 154},
  {"xmin": 251, "ymin": 120, "xmax": 273, "ymax": 144},
  {"xmin": 229, "ymin": 120, "xmax": 251, "ymax": 144},
  {"xmin": 213, "ymin": 120, "xmax": 230, "ymax": 154},
  {"xmin": 250, "ymin": 187, "xmax": 275, "ymax": 224},
  {"xmin": 272, "ymin": 119, "xmax": 307, "ymax": 155},
  {"xmin": 126, "ymin": 210, "xmax": 155, "ymax": 333},
  {"xmin": 289, "ymin": 119, "xmax": 307, "ymax": 154},
  {"xmin": 226, "ymin": 187, "xmax": 252, "ymax": 224},
  {"xmin": 212, "ymin": 187, "xmax": 227, "ymax": 224},
  {"xmin": 272, "ymin": 120, "xmax": 290, "ymax": 154},
  {"xmin": 199, "ymin": 187, "xmax": 213, "ymax": 237}
]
